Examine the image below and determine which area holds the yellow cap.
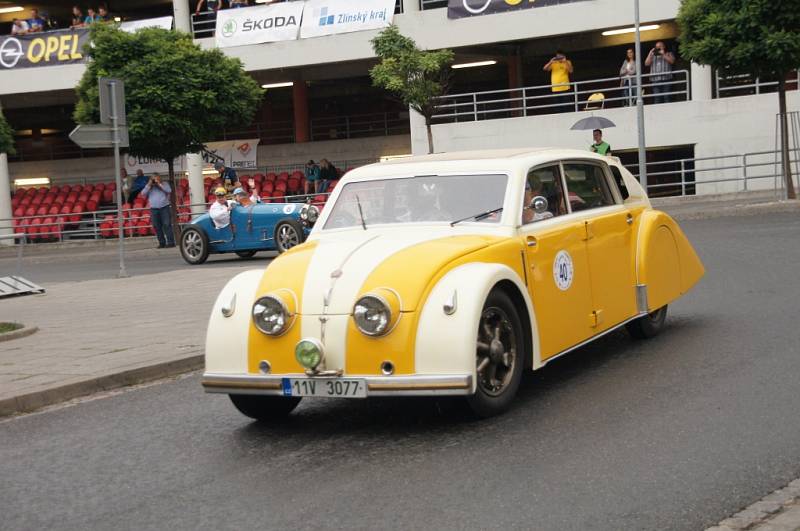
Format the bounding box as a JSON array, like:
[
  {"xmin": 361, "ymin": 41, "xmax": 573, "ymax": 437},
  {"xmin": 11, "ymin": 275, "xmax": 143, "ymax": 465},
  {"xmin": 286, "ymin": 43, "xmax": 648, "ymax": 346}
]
[{"xmin": 214, "ymin": 187, "xmax": 226, "ymax": 195}]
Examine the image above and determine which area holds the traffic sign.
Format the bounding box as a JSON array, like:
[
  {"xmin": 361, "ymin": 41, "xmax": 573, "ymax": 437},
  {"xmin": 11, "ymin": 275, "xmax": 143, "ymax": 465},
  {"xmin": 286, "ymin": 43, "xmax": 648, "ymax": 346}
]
[
  {"xmin": 68, "ymin": 124, "xmax": 129, "ymax": 149},
  {"xmin": 99, "ymin": 78, "xmax": 126, "ymax": 126}
]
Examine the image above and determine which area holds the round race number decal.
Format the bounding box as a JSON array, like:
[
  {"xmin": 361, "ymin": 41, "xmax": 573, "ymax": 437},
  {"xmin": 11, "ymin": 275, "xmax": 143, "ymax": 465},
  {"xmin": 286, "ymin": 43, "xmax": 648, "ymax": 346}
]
[
  {"xmin": 553, "ymin": 250, "xmax": 574, "ymax": 291},
  {"xmin": 282, "ymin": 204, "xmax": 296, "ymax": 215}
]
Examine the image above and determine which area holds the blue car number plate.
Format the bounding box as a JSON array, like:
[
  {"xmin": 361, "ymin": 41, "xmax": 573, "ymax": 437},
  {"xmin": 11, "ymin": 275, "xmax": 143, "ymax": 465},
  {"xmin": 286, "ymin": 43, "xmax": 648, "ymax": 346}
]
[{"xmin": 282, "ymin": 378, "xmax": 367, "ymax": 398}]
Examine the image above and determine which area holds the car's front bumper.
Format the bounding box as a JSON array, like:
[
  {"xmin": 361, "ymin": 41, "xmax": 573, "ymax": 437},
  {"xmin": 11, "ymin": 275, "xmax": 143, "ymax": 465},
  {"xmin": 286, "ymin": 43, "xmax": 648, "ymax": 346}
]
[{"xmin": 201, "ymin": 372, "xmax": 473, "ymax": 397}]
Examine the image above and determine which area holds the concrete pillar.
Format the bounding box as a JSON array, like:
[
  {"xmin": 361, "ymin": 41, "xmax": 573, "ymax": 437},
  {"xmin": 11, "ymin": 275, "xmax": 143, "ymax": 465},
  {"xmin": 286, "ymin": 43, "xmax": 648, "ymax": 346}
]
[
  {"xmin": 507, "ymin": 51, "xmax": 523, "ymax": 118},
  {"xmin": 172, "ymin": 0, "xmax": 192, "ymax": 34},
  {"xmin": 691, "ymin": 62, "xmax": 713, "ymax": 101},
  {"xmin": 402, "ymin": 0, "xmax": 419, "ymax": 13},
  {"xmin": 186, "ymin": 152, "xmax": 205, "ymax": 217},
  {"xmin": 0, "ymin": 101, "xmax": 12, "ymax": 246},
  {"xmin": 293, "ymin": 81, "xmax": 309, "ymax": 143}
]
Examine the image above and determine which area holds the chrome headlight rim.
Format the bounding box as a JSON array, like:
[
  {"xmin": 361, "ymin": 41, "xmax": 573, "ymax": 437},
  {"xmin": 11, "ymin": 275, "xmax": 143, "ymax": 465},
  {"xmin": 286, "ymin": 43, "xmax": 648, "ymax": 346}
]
[
  {"xmin": 307, "ymin": 205, "xmax": 320, "ymax": 224},
  {"xmin": 353, "ymin": 294, "xmax": 393, "ymax": 337},
  {"xmin": 252, "ymin": 294, "xmax": 292, "ymax": 336}
]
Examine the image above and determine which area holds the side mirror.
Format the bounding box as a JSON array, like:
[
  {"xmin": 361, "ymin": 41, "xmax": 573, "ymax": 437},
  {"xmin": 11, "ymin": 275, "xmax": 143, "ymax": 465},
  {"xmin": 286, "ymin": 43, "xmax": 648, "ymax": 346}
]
[{"xmin": 530, "ymin": 195, "xmax": 549, "ymax": 214}]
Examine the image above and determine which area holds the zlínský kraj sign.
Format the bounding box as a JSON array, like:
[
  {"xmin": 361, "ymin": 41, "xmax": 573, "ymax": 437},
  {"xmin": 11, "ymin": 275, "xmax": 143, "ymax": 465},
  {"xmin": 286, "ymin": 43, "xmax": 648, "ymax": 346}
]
[
  {"xmin": 448, "ymin": 0, "xmax": 592, "ymax": 19},
  {"xmin": 300, "ymin": 0, "xmax": 395, "ymax": 39},
  {"xmin": 0, "ymin": 28, "xmax": 89, "ymax": 70},
  {"xmin": 215, "ymin": 2, "xmax": 303, "ymax": 48}
]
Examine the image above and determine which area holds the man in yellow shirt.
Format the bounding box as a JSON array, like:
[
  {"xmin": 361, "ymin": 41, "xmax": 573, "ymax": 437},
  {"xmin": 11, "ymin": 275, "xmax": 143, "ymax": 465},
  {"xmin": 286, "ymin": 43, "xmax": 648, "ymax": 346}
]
[{"xmin": 543, "ymin": 50, "xmax": 574, "ymax": 113}]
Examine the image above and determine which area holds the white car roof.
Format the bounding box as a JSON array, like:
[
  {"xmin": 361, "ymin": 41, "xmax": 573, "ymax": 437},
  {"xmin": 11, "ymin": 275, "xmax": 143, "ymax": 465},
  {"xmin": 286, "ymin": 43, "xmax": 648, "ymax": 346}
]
[{"xmin": 344, "ymin": 148, "xmax": 616, "ymax": 181}]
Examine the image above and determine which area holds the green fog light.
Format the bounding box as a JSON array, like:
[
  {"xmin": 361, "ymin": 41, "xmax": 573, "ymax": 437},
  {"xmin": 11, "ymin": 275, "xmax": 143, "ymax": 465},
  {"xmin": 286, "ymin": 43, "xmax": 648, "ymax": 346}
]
[{"xmin": 295, "ymin": 338, "xmax": 324, "ymax": 370}]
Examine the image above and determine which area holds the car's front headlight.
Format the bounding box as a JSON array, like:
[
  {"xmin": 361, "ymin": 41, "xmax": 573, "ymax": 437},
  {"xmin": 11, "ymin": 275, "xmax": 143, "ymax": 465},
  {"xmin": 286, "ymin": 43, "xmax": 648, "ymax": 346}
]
[
  {"xmin": 252, "ymin": 294, "xmax": 294, "ymax": 336},
  {"xmin": 353, "ymin": 289, "xmax": 400, "ymax": 336},
  {"xmin": 300, "ymin": 204, "xmax": 320, "ymax": 225}
]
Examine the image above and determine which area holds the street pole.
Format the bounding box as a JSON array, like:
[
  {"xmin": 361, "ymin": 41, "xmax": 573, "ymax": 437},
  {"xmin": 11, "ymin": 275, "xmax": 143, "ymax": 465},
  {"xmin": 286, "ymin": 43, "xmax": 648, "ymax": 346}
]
[
  {"xmin": 109, "ymin": 81, "xmax": 128, "ymax": 278},
  {"xmin": 634, "ymin": 0, "xmax": 648, "ymax": 195}
]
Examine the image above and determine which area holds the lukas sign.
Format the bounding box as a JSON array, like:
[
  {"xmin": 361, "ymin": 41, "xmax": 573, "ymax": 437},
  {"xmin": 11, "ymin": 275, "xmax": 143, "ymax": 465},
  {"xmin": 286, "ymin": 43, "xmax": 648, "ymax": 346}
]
[{"xmin": 215, "ymin": 2, "xmax": 302, "ymax": 48}]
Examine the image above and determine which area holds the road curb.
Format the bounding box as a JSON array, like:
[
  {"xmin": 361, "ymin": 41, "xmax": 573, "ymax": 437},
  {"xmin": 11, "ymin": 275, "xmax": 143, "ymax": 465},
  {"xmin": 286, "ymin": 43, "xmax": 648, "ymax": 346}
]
[
  {"xmin": 707, "ymin": 478, "xmax": 800, "ymax": 531},
  {"xmin": 0, "ymin": 353, "xmax": 204, "ymax": 418},
  {"xmin": 0, "ymin": 324, "xmax": 38, "ymax": 343},
  {"xmin": 669, "ymin": 201, "xmax": 800, "ymax": 221}
]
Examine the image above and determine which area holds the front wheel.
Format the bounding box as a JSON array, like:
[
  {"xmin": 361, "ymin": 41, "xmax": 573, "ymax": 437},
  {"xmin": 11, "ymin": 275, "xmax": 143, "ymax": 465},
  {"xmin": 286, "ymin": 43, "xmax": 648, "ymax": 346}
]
[
  {"xmin": 229, "ymin": 394, "xmax": 301, "ymax": 421},
  {"xmin": 274, "ymin": 219, "xmax": 306, "ymax": 253},
  {"xmin": 235, "ymin": 250, "xmax": 258, "ymax": 259},
  {"xmin": 626, "ymin": 305, "xmax": 668, "ymax": 339},
  {"xmin": 466, "ymin": 290, "xmax": 525, "ymax": 418},
  {"xmin": 180, "ymin": 226, "xmax": 209, "ymax": 265}
]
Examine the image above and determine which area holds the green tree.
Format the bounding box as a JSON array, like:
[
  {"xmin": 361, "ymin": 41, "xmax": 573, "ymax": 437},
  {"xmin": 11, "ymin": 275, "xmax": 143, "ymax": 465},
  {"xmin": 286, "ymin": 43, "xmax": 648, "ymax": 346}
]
[
  {"xmin": 0, "ymin": 110, "xmax": 14, "ymax": 156},
  {"xmin": 678, "ymin": 0, "xmax": 800, "ymax": 199},
  {"xmin": 370, "ymin": 25, "xmax": 453, "ymax": 154},
  {"xmin": 75, "ymin": 24, "xmax": 263, "ymax": 233}
]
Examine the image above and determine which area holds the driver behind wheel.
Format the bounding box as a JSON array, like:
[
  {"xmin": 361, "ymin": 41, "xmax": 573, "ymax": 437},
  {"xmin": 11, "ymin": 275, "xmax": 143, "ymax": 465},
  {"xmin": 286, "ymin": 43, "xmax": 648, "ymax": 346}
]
[{"xmin": 209, "ymin": 187, "xmax": 234, "ymax": 229}]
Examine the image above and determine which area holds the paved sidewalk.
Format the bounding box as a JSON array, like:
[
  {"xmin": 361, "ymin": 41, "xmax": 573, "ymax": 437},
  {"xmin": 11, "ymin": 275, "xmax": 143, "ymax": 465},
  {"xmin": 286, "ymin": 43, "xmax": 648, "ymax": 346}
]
[
  {"xmin": 0, "ymin": 263, "xmax": 254, "ymax": 416},
  {"xmin": 708, "ymin": 479, "xmax": 800, "ymax": 531}
]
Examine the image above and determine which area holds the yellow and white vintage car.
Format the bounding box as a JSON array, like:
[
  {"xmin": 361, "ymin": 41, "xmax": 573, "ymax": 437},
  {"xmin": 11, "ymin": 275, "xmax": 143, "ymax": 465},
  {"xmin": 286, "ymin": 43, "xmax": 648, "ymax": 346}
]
[{"xmin": 202, "ymin": 149, "xmax": 704, "ymax": 419}]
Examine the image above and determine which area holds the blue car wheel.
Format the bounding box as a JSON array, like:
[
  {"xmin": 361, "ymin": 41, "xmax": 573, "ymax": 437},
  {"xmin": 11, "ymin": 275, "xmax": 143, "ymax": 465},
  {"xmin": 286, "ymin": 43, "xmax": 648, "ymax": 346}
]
[{"xmin": 180, "ymin": 226, "xmax": 210, "ymax": 265}]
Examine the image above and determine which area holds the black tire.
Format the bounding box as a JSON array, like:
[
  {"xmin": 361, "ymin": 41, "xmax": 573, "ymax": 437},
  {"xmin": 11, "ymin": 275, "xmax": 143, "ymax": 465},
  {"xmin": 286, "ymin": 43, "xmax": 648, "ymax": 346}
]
[
  {"xmin": 180, "ymin": 226, "xmax": 209, "ymax": 265},
  {"xmin": 626, "ymin": 305, "xmax": 668, "ymax": 339},
  {"xmin": 229, "ymin": 394, "xmax": 301, "ymax": 421},
  {"xmin": 235, "ymin": 250, "xmax": 258, "ymax": 259},
  {"xmin": 466, "ymin": 290, "xmax": 525, "ymax": 418},
  {"xmin": 274, "ymin": 218, "xmax": 306, "ymax": 253}
]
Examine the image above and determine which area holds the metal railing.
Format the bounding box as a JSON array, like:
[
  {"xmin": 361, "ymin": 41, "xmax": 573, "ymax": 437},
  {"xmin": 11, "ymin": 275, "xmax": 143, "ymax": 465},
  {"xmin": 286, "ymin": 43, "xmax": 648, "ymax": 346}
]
[
  {"xmin": 310, "ymin": 112, "xmax": 409, "ymax": 141},
  {"xmin": 432, "ymin": 71, "xmax": 690, "ymax": 123},
  {"xmin": 716, "ymin": 71, "xmax": 800, "ymax": 99},
  {"xmin": 419, "ymin": 0, "xmax": 447, "ymax": 9},
  {"xmin": 627, "ymin": 148, "xmax": 800, "ymax": 198},
  {"xmin": 221, "ymin": 120, "xmax": 295, "ymax": 144},
  {"xmin": 8, "ymin": 142, "xmax": 111, "ymax": 163}
]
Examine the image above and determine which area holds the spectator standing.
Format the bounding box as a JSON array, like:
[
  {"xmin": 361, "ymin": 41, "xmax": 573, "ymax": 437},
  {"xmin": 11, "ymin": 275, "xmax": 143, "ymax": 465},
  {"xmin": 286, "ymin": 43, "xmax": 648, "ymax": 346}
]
[
  {"xmin": 304, "ymin": 159, "xmax": 320, "ymax": 194},
  {"xmin": 120, "ymin": 168, "xmax": 130, "ymax": 202},
  {"xmin": 84, "ymin": 8, "xmax": 100, "ymax": 25},
  {"xmin": 11, "ymin": 18, "xmax": 29, "ymax": 35},
  {"xmin": 318, "ymin": 159, "xmax": 337, "ymax": 194},
  {"xmin": 141, "ymin": 173, "xmax": 175, "ymax": 248},
  {"xmin": 27, "ymin": 9, "xmax": 46, "ymax": 32},
  {"xmin": 645, "ymin": 41, "xmax": 676, "ymax": 104},
  {"xmin": 619, "ymin": 48, "xmax": 637, "ymax": 107},
  {"xmin": 70, "ymin": 6, "xmax": 85, "ymax": 28},
  {"xmin": 214, "ymin": 161, "xmax": 237, "ymax": 192},
  {"xmin": 129, "ymin": 169, "xmax": 149, "ymax": 202},
  {"xmin": 589, "ymin": 129, "xmax": 612, "ymax": 156},
  {"xmin": 195, "ymin": 0, "xmax": 223, "ymax": 29},
  {"xmin": 543, "ymin": 50, "xmax": 574, "ymax": 112},
  {"xmin": 209, "ymin": 187, "xmax": 233, "ymax": 229}
]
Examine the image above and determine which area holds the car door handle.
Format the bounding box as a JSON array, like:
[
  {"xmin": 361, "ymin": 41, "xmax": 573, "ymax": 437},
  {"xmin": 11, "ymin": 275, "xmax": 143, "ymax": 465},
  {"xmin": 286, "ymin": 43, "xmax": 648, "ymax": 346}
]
[
  {"xmin": 626, "ymin": 214, "xmax": 634, "ymax": 225},
  {"xmin": 526, "ymin": 236, "xmax": 537, "ymax": 247}
]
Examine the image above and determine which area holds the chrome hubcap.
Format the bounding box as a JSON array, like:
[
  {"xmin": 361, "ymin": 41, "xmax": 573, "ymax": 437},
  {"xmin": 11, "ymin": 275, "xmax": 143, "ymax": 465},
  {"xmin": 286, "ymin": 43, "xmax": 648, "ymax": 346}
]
[
  {"xmin": 183, "ymin": 231, "xmax": 203, "ymax": 258},
  {"xmin": 476, "ymin": 306, "xmax": 516, "ymax": 397},
  {"xmin": 278, "ymin": 225, "xmax": 299, "ymax": 249}
]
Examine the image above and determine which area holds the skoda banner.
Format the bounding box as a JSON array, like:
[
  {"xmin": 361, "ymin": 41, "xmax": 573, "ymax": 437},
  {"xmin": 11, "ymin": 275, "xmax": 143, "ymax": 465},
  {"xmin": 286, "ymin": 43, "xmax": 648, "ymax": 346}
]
[
  {"xmin": 0, "ymin": 28, "xmax": 89, "ymax": 70},
  {"xmin": 448, "ymin": 0, "xmax": 592, "ymax": 19},
  {"xmin": 300, "ymin": 0, "xmax": 395, "ymax": 39},
  {"xmin": 215, "ymin": 2, "xmax": 303, "ymax": 48}
]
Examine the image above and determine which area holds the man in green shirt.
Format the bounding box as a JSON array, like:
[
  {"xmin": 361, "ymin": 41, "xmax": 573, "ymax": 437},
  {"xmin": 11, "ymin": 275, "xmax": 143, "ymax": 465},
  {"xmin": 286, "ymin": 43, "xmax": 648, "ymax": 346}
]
[{"xmin": 590, "ymin": 129, "xmax": 612, "ymax": 156}]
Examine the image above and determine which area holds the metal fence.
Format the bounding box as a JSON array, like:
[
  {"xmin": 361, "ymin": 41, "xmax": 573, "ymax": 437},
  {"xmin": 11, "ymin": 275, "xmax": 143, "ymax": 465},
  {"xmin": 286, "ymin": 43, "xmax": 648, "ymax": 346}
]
[
  {"xmin": 221, "ymin": 120, "xmax": 295, "ymax": 144},
  {"xmin": 628, "ymin": 148, "xmax": 800, "ymax": 198},
  {"xmin": 432, "ymin": 71, "xmax": 690, "ymax": 124},
  {"xmin": 310, "ymin": 112, "xmax": 410, "ymax": 141},
  {"xmin": 716, "ymin": 71, "xmax": 800, "ymax": 99}
]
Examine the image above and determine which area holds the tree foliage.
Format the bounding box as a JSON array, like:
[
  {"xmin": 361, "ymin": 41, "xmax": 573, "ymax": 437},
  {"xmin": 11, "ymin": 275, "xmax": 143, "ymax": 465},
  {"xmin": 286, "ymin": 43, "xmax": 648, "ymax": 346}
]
[
  {"xmin": 0, "ymin": 110, "xmax": 14, "ymax": 156},
  {"xmin": 370, "ymin": 25, "xmax": 453, "ymax": 153},
  {"xmin": 677, "ymin": 0, "xmax": 800, "ymax": 78},
  {"xmin": 74, "ymin": 24, "xmax": 263, "ymax": 166}
]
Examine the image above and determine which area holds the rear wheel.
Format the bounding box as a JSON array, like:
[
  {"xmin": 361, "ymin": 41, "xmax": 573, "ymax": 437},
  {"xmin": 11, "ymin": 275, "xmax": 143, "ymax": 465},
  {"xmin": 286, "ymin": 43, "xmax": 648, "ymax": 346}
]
[
  {"xmin": 274, "ymin": 219, "xmax": 305, "ymax": 253},
  {"xmin": 235, "ymin": 250, "xmax": 257, "ymax": 259},
  {"xmin": 180, "ymin": 226, "xmax": 209, "ymax": 265},
  {"xmin": 626, "ymin": 305, "xmax": 668, "ymax": 339},
  {"xmin": 466, "ymin": 290, "xmax": 524, "ymax": 418},
  {"xmin": 229, "ymin": 394, "xmax": 301, "ymax": 421}
]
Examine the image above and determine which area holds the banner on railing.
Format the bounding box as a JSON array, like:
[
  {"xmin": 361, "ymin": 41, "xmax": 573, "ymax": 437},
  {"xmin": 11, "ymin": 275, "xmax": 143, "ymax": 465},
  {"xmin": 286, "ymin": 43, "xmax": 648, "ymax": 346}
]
[
  {"xmin": 204, "ymin": 139, "xmax": 261, "ymax": 170},
  {"xmin": 124, "ymin": 155, "xmax": 185, "ymax": 175},
  {"xmin": 447, "ymin": 0, "xmax": 593, "ymax": 19},
  {"xmin": 120, "ymin": 16, "xmax": 174, "ymax": 33},
  {"xmin": 300, "ymin": 0, "xmax": 395, "ymax": 39},
  {"xmin": 0, "ymin": 28, "xmax": 89, "ymax": 70},
  {"xmin": 215, "ymin": 2, "xmax": 302, "ymax": 48}
]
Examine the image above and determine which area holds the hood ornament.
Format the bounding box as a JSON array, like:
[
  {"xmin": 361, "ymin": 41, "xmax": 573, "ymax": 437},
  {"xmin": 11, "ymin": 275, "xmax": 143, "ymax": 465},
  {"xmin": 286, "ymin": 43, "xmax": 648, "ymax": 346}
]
[{"xmin": 221, "ymin": 293, "xmax": 236, "ymax": 318}]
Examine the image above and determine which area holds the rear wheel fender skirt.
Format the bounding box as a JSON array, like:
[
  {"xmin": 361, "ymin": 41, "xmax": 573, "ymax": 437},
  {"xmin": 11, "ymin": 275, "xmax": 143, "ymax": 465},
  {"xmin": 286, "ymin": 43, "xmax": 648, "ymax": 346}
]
[{"xmin": 636, "ymin": 210, "xmax": 705, "ymax": 311}]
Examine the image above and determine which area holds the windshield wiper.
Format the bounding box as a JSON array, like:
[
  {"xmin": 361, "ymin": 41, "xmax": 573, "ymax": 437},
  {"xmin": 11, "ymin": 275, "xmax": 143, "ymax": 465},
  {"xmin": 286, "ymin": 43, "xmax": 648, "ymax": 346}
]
[
  {"xmin": 450, "ymin": 207, "xmax": 503, "ymax": 227},
  {"xmin": 355, "ymin": 194, "xmax": 367, "ymax": 230}
]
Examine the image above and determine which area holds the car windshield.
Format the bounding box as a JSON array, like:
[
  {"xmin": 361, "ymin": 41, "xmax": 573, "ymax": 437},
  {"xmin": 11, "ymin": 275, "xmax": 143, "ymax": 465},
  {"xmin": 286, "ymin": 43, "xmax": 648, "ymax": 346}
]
[{"xmin": 323, "ymin": 174, "xmax": 508, "ymax": 230}]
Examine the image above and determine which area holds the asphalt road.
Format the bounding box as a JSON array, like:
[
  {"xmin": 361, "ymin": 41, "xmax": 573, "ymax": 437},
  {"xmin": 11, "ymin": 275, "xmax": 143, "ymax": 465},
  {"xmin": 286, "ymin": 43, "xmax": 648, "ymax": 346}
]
[{"xmin": 2, "ymin": 212, "xmax": 800, "ymax": 530}]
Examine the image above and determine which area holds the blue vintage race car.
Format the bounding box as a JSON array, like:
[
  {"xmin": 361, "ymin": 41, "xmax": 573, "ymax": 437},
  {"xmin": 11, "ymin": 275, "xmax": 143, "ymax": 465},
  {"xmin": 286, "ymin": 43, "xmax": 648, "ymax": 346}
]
[{"xmin": 179, "ymin": 200, "xmax": 320, "ymax": 265}]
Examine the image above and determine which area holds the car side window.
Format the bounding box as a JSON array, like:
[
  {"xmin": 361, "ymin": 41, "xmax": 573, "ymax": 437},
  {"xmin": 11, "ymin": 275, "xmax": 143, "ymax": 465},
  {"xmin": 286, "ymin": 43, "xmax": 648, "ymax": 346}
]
[
  {"xmin": 562, "ymin": 163, "xmax": 617, "ymax": 212},
  {"xmin": 522, "ymin": 165, "xmax": 567, "ymax": 225},
  {"xmin": 609, "ymin": 165, "xmax": 630, "ymax": 200}
]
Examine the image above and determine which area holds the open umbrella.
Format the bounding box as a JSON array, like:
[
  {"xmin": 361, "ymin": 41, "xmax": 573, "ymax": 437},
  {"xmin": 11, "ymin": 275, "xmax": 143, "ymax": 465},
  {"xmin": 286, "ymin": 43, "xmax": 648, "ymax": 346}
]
[{"xmin": 570, "ymin": 116, "xmax": 616, "ymax": 130}]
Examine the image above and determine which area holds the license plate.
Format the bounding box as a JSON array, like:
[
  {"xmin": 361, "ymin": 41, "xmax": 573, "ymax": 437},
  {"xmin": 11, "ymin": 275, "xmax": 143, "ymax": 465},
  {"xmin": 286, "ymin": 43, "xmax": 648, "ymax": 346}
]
[{"xmin": 282, "ymin": 378, "xmax": 367, "ymax": 398}]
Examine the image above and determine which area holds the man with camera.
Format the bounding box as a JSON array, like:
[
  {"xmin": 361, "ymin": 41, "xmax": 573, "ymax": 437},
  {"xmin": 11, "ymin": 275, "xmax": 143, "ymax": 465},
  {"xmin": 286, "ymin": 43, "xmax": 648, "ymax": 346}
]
[
  {"xmin": 645, "ymin": 41, "xmax": 676, "ymax": 104},
  {"xmin": 543, "ymin": 50, "xmax": 574, "ymax": 112},
  {"xmin": 141, "ymin": 173, "xmax": 175, "ymax": 249}
]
